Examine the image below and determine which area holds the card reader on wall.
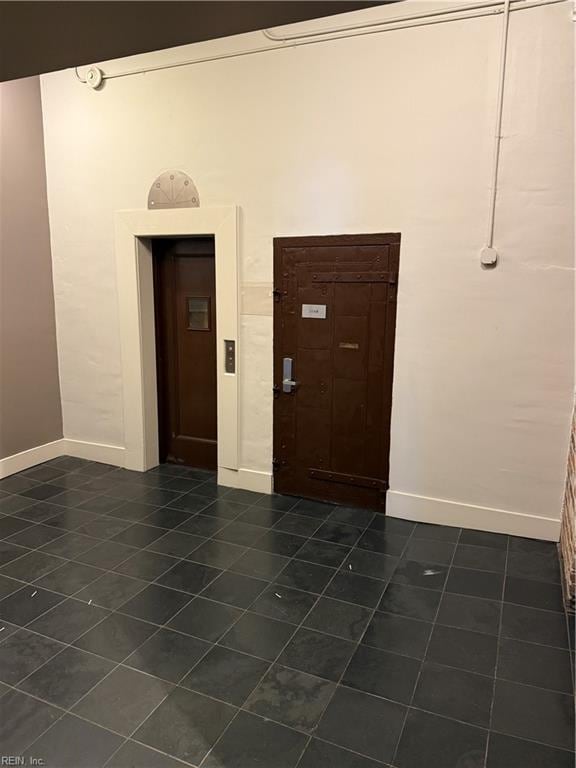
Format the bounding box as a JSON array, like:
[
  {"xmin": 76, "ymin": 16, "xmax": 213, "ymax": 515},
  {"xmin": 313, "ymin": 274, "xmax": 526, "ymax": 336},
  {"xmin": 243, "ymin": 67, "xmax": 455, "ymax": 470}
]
[{"xmin": 224, "ymin": 340, "xmax": 236, "ymax": 373}]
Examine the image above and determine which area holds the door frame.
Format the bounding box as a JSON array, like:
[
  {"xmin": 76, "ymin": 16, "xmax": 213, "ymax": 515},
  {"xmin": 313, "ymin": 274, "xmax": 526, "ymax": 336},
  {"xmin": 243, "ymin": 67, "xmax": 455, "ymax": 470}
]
[
  {"xmin": 272, "ymin": 232, "xmax": 400, "ymax": 507},
  {"xmin": 114, "ymin": 206, "xmax": 239, "ymax": 473}
]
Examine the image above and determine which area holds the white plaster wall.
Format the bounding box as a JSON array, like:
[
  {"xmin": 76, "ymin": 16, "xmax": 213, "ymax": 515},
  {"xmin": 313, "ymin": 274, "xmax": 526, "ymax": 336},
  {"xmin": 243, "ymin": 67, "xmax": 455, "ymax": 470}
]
[{"xmin": 40, "ymin": 1, "xmax": 573, "ymax": 531}]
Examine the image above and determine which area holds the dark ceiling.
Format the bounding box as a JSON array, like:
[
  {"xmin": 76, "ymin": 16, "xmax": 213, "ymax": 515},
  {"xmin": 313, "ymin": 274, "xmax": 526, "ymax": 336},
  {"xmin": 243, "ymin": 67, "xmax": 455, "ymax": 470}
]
[{"xmin": 0, "ymin": 1, "xmax": 394, "ymax": 83}]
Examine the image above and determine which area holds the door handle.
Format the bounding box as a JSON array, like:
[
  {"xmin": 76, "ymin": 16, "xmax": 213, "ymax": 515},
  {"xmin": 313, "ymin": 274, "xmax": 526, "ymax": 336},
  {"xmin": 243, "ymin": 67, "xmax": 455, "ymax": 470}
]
[{"xmin": 282, "ymin": 357, "xmax": 298, "ymax": 393}]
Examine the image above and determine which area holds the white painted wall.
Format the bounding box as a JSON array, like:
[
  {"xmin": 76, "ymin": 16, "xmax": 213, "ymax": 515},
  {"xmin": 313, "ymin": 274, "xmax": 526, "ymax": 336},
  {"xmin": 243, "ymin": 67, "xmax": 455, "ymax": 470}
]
[{"xmin": 40, "ymin": 1, "xmax": 574, "ymax": 537}]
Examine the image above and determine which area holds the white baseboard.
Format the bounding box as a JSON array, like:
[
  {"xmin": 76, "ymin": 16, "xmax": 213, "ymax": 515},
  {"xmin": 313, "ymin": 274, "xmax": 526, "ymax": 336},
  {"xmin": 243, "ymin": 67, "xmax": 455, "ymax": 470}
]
[
  {"xmin": 387, "ymin": 490, "xmax": 560, "ymax": 542},
  {"xmin": 0, "ymin": 439, "xmax": 66, "ymax": 479},
  {"xmin": 60, "ymin": 439, "xmax": 126, "ymax": 467},
  {"xmin": 218, "ymin": 467, "xmax": 273, "ymax": 494},
  {"xmin": 0, "ymin": 438, "xmax": 126, "ymax": 479}
]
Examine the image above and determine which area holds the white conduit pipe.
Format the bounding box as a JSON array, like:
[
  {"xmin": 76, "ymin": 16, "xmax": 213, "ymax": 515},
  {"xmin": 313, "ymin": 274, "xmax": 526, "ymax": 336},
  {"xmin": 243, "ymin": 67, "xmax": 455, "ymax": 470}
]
[
  {"xmin": 480, "ymin": 0, "xmax": 512, "ymax": 268},
  {"xmin": 75, "ymin": 0, "xmax": 564, "ymax": 84},
  {"xmin": 263, "ymin": 0, "xmax": 522, "ymax": 41}
]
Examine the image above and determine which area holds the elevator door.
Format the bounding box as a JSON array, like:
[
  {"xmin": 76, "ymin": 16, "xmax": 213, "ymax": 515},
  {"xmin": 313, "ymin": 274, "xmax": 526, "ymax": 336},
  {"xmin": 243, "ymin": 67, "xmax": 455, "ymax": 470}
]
[{"xmin": 154, "ymin": 237, "xmax": 217, "ymax": 469}]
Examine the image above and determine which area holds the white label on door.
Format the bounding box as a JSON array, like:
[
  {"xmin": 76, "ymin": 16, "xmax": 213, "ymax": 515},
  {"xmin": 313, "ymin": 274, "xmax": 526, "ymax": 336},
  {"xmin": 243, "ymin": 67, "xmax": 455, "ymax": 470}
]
[{"xmin": 302, "ymin": 304, "xmax": 327, "ymax": 319}]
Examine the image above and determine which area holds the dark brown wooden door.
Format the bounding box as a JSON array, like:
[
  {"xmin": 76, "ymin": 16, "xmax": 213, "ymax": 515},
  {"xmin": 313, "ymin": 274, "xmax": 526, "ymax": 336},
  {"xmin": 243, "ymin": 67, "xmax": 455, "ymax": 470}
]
[
  {"xmin": 154, "ymin": 237, "xmax": 217, "ymax": 469},
  {"xmin": 273, "ymin": 234, "xmax": 400, "ymax": 510}
]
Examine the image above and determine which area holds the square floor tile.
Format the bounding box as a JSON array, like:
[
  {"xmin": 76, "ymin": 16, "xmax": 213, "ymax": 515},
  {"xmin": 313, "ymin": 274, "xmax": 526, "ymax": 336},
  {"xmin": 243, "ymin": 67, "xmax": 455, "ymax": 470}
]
[
  {"xmin": 220, "ymin": 612, "xmax": 295, "ymax": 661},
  {"xmin": 28, "ymin": 597, "xmax": 110, "ymax": 643},
  {"xmin": 0, "ymin": 574, "xmax": 21, "ymax": 600},
  {"xmin": 168, "ymin": 596, "xmax": 242, "ymax": 641},
  {"xmin": 504, "ymin": 576, "xmax": 564, "ymax": 612},
  {"xmin": 299, "ymin": 738, "xmax": 385, "ymax": 768},
  {"xmin": 74, "ymin": 612, "xmax": 157, "ymax": 662},
  {"xmin": 203, "ymin": 710, "xmax": 307, "ymax": 768},
  {"xmin": 413, "ymin": 661, "xmax": 493, "ymax": 727},
  {"xmin": 274, "ymin": 513, "xmax": 323, "ymax": 537},
  {"xmin": 134, "ymin": 686, "xmax": 236, "ymax": 765},
  {"xmin": 333, "ymin": 506, "xmax": 377, "ymax": 528},
  {"xmin": 492, "ymin": 679, "xmax": 574, "ymax": 751},
  {"xmin": 40, "ymin": 531, "xmax": 101, "ymax": 558},
  {"xmin": 0, "ymin": 586, "xmax": 64, "ymax": 626},
  {"xmin": 13, "ymin": 501, "xmax": 64, "ymax": 523},
  {"xmin": 0, "ymin": 689, "xmax": 62, "ymax": 755},
  {"xmin": 120, "ymin": 583, "xmax": 192, "ymax": 624},
  {"xmin": 148, "ymin": 529, "xmax": 205, "ymax": 558},
  {"xmin": 413, "ymin": 523, "xmax": 460, "ymax": 542},
  {"xmin": 20, "ymin": 484, "xmax": 67, "ymax": 501},
  {"xmin": 325, "ymin": 571, "xmax": 386, "ymax": 608},
  {"xmin": 177, "ymin": 513, "xmax": 229, "ymax": 537},
  {"xmin": 278, "ymin": 627, "xmax": 356, "ymax": 682},
  {"xmin": 44, "ymin": 508, "xmax": 101, "ymax": 532},
  {"xmin": 125, "ymin": 627, "xmax": 210, "ymax": 682},
  {"xmin": 291, "ymin": 499, "xmax": 335, "ymax": 519},
  {"xmin": 74, "ymin": 571, "xmax": 146, "ymax": 609},
  {"xmin": 106, "ymin": 741, "xmax": 186, "ymax": 768},
  {"xmin": 73, "ymin": 665, "xmax": 173, "ymax": 736},
  {"xmin": 8, "ymin": 524, "xmax": 63, "ymax": 548},
  {"xmin": 74, "ymin": 517, "xmax": 131, "ymax": 541},
  {"xmin": 0, "ymin": 541, "xmax": 29, "ymax": 567},
  {"xmin": 201, "ymin": 499, "xmax": 249, "ymax": 521},
  {"xmin": 497, "ymin": 637, "xmax": 573, "ymax": 693},
  {"xmin": 427, "ymin": 624, "xmax": 497, "ymax": 675},
  {"xmin": 486, "ymin": 732, "xmax": 574, "ymax": 768},
  {"xmin": 500, "ymin": 602, "xmax": 569, "ymax": 648},
  {"xmin": 363, "ymin": 611, "xmax": 432, "ymax": 659},
  {"xmin": 295, "ymin": 539, "xmax": 350, "ymax": 568},
  {"xmin": 237, "ymin": 506, "xmax": 286, "ymax": 528},
  {"xmin": 246, "ymin": 664, "xmax": 335, "ymax": 732},
  {"xmin": 507, "ymin": 551, "xmax": 560, "ymax": 584},
  {"xmin": 113, "ymin": 550, "xmax": 177, "ymax": 580},
  {"xmin": 317, "ymin": 685, "xmax": 406, "ymax": 764},
  {"xmin": 508, "ymin": 536, "xmax": 557, "ymax": 556},
  {"xmin": 304, "ymin": 597, "xmax": 371, "ymax": 641},
  {"xmin": 0, "ymin": 628, "xmax": 64, "ymax": 684},
  {"xmin": 395, "ymin": 708, "xmax": 487, "ymax": 768},
  {"xmin": 0, "ymin": 475, "xmax": 42, "ymax": 493},
  {"xmin": 187, "ymin": 539, "xmax": 246, "ymax": 568},
  {"xmin": 1, "ymin": 550, "xmax": 64, "ymax": 581},
  {"xmin": 436, "ymin": 592, "xmax": 501, "ymax": 635},
  {"xmin": 75, "ymin": 495, "xmax": 125, "ymax": 514},
  {"xmin": 357, "ymin": 530, "xmax": 410, "ymax": 557},
  {"xmin": 453, "ymin": 544, "xmax": 507, "ymax": 573},
  {"xmin": 110, "ymin": 523, "xmax": 166, "ymax": 548},
  {"xmin": 256, "ymin": 494, "xmax": 300, "ymax": 512},
  {"xmin": 460, "ymin": 529, "xmax": 508, "ymax": 550},
  {"xmin": 229, "ymin": 548, "xmax": 291, "ymax": 580},
  {"xmin": 107, "ymin": 500, "xmax": 158, "ymax": 522},
  {"xmin": 276, "ymin": 559, "xmax": 335, "ymax": 594},
  {"xmin": 182, "ymin": 645, "xmax": 269, "ymax": 705},
  {"xmin": 377, "ymin": 583, "xmax": 441, "ymax": 621},
  {"xmin": 213, "ymin": 520, "xmax": 263, "ymax": 547},
  {"xmin": 343, "ymin": 643, "xmax": 421, "ymax": 704},
  {"xmin": 34, "ymin": 561, "xmax": 103, "ymax": 596},
  {"xmin": 0, "ymin": 497, "xmax": 36, "ymax": 516},
  {"xmin": 19, "ymin": 645, "xmax": 114, "ymax": 708},
  {"xmin": 446, "ymin": 566, "xmax": 503, "ymax": 600},
  {"xmin": 314, "ymin": 521, "xmax": 363, "ymax": 546},
  {"xmin": 390, "ymin": 559, "xmax": 448, "ymax": 590},
  {"xmin": 22, "ymin": 713, "xmax": 123, "ymax": 768},
  {"xmin": 201, "ymin": 571, "xmax": 268, "ymax": 608},
  {"xmin": 156, "ymin": 559, "xmax": 221, "ymax": 594},
  {"xmin": 142, "ymin": 507, "xmax": 195, "ymax": 530},
  {"xmin": 252, "ymin": 529, "xmax": 306, "ymax": 557},
  {"xmin": 75, "ymin": 540, "xmax": 135, "ymax": 569},
  {"xmin": 402, "ymin": 538, "xmax": 455, "ymax": 565},
  {"xmin": 250, "ymin": 584, "xmax": 317, "ymax": 624}
]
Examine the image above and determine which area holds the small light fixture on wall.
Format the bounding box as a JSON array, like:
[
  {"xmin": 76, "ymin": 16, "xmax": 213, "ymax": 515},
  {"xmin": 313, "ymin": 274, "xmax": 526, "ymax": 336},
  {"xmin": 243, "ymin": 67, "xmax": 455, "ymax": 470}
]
[{"xmin": 147, "ymin": 171, "xmax": 200, "ymax": 209}]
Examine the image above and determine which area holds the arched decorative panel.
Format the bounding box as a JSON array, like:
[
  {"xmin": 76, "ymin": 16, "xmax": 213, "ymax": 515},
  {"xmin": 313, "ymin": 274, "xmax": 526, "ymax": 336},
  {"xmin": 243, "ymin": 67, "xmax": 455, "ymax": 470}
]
[{"xmin": 148, "ymin": 170, "xmax": 200, "ymax": 209}]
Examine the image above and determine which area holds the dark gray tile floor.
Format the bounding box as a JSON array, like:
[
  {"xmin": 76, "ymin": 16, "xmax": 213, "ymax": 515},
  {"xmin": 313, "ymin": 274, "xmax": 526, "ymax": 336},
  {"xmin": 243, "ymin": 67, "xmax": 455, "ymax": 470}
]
[{"xmin": 0, "ymin": 456, "xmax": 573, "ymax": 768}]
